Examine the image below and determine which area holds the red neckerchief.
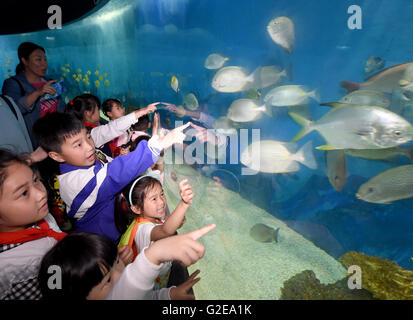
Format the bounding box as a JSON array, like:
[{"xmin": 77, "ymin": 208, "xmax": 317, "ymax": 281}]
[
  {"xmin": 0, "ymin": 219, "xmax": 67, "ymax": 245},
  {"xmin": 83, "ymin": 121, "xmax": 99, "ymax": 128}
]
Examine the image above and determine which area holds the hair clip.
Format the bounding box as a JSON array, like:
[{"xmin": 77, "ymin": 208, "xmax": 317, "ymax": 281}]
[{"xmin": 69, "ymin": 100, "xmax": 74, "ymax": 105}]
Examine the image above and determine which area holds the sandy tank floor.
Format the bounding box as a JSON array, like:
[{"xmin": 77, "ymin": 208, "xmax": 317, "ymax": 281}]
[{"xmin": 162, "ymin": 160, "xmax": 347, "ymax": 299}]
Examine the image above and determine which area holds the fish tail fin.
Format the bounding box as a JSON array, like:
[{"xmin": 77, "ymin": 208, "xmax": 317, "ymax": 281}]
[
  {"xmin": 289, "ymin": 112, "xmax": 314, "ymax": 141},
  {"xmin": 296, "ymin": 140, "xmax": 318, "ymax": 169},
  {"xmin": 261, "ymin": 104, "xmax": 272, "ymax": 117},
  {"xmin": 340, "ymin": 81, "xmax": 360, "ymax": 93},
  {"xmin": 308, "ymin": 88, "xmax": 320, "ymax": 102}
]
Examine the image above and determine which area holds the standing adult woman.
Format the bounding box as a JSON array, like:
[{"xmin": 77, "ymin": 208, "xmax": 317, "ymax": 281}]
[{"xmin": 2, "ymin": 42, "xmax": 66, "ymax": 148}]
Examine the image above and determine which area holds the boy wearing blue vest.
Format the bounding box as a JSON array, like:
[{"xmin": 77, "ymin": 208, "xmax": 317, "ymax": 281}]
[{"xmin": 32, "ymin": 110, "xmax": 192, "ymax": 242}]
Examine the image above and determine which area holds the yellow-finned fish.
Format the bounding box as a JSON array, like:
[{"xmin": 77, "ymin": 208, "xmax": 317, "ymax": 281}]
[
  {"xmin": 171, "ymin": 75, "xmax": 179, "ymax": 92},
  {"xmin": 290, "ymin": 105, "xmax": 413, "ymax": 150}
]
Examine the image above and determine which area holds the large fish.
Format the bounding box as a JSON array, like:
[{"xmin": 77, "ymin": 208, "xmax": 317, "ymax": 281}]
[
  {"xmin": 345, "ymin": 146, "xmax": 413, "ymax": 162},
  {"xmin": 267, "ymin": 17, "xmax": 294, "ymax": 53},
  {"xmin": 240, "ymin": 140, "xmax": 317, "ymax": 174},
  {"xmin": 325, "ymin": 150, "xmax": 347, "ymax": 191},
  {"xmin": 341, "ymin": 62, "xmax": 413, "ymax": 93},
  {"xmin": 356, "ymin": 164, "xmax": 413, "ymax": 204},
  {"xmin": 289, "ymin": 105, "xmax": 413, "ymax": 150}
]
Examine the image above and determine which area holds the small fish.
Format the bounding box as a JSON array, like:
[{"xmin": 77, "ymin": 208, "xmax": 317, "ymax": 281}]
[
  {"xmin": 213, "ymin": 116, "xmax": 238, "ymax": 135},
  {"xmin": 264, "ymin": 85, "xmax": 319, "ymax": 107},
  {"xmin": 211, "ymin": 66, "xmax": 256, "ymax": 93},
  {"xmin": 95, "ymin": 80, "xmax": 100, "ymax": 88},
  {"xmin": 253, "ymin": 65, "xmax": 287, "ymax": 89},
  {"xmin": 247, "ymin": 88, "xmax": 262, "ymax": 100},
  {"xmin": 290, "ymin": 105, "xmax": 413, "ymax": 150},
  {"xmin": 227, "ymin": 98, "xmax": 270, "ymax": 122},
  {"xmin": 204, "ymin": 53, "xmax": 230, "ymax": 70},
  {"xmin": 365, "ymin": 56, "xmax": 385, "ymax": 74},
  {"xmin": 241, "ymin": 140, "xmax": 317, "ymax": 174},
  {"xmin": 356, "ymin": 164, "xmax": 413, "ymax": 204},
  {"xmin": 249, "ymin": 223, "xmax": 280, "ymax": 243},
  {"xmin": 325, "ymin": 150, "xmax": 347, "ymax": 191},
  {"xmin": 337, "ymin": 90, "xmax": 390, "ymax": 108},
  {"xmin": 267, "ymin": 16, "xmax": 295, "ymax": 53},
  {"xmin": 341, "ymin": 62, "xmax": 413, "ymax": 93},
  {"xmin": 183, "ymin": 93, "xmax": 199, "ymax": 110},
  {"xmin": 171, "ymin": 75, "xmax": 179, "ymax": 92}
]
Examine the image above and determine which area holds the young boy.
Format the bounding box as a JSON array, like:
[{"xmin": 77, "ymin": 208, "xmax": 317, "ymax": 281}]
[{"xmin": 32, "ymin": 110, "xmax": 192, "ymax": 242}]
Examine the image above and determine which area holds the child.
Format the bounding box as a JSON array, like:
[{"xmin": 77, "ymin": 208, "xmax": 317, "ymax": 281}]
[
  {"xmin": 32, "ymin": 111, "xmax": 192, "ymax": 242},
  {"xmin": 0, "ymin": 149, "xmax": 66, "ymax": 299},
  {"xmin": 101, "ymin": 98, "xmax": 128, "ymax": 157},
  {"xmin": 66, "ymin": 94, "xmax": 113, "ymax": 157},
  {"xmin": 39, "ymin": 224, "xmax": 215, "ymax": 299},
  {"xmin": 116, "ymin": 172, "xmax": 193, "ymax": 289}
]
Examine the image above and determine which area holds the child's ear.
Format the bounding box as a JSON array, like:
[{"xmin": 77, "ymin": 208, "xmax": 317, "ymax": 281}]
[
  {"xmin": 130, "ymin": 205, "xmax": 141, "ymax": 215},
  {"xmin": 107, "ymin": 111, "xmax": 113, "ymax": 119},
  {"xmin": 48, "ymin": 151, "xmax": 65, "ymax": 163}
]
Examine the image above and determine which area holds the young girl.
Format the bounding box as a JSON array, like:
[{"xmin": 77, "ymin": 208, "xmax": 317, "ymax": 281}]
[
  {"xmin": 0, "ymin": 149, "xmax": 66, "ymax": 299},
  {"xmin": 101, "ymin": 98, "xmax": 128, "ymax": 157},
  {"xmin": 116, "ymin": 171, "xmax": 193, "ymax": 289},
  {"xmin": 39, "ymin": 226, "xmax": 215, "ymax": 300}
]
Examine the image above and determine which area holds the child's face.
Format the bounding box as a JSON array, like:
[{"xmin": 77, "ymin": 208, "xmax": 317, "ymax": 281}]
[
  {"xmin": 86, "ymin": 255, "xmax": 125, "ymax": 300},
  {"xmin": 50, "ymin": 128, "xmax": 96, "ymax": 167},
  {"xmin": 0, "ymin": 163, "xmax": 48, "ymax": 232},
  {"xmin": 133, "ymin": 183, "xmax": 167, "ymax": 221},
  {"xmin": 84, "ymin": 104, "xmax": 101, "ymax": 124},
  {"xmin": 107, "ymin": 102, "xmax": 125, "ymax": 120}
]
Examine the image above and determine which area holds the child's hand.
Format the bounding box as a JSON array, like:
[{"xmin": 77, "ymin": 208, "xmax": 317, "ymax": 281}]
[
  {"xmin": 158, "ymin": 122, "xmax": 192, "ymax": 150},
  {"xmin": 169, "ymin": 270, "xmax": 201, "ymax": 300},
  {"xmin": 134, "ymin": 102, "xmax": 158, "ymax": 119},
  {"xmin": 179, "ymin": 179, "xmax": 194, "ymax": 205},
  {"xmin": 145, "ymin": 224, "xmax": 216, "ymax": 266},
  {"xmin": 118, "ymin": 245, "xmax": 134, "ymax": 265}
]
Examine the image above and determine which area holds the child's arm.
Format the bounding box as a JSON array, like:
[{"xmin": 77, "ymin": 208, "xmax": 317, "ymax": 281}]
[
  {"xmin": 151, "ymin": 179, "xmax": 193, "ymax": 241},
  {"xmin": 91, "ymin": 103, "xmax": 158, "ymax": 148},
  {"xmin": 105, "ymin": 224, "xmax": 215, "ymax": 300}
]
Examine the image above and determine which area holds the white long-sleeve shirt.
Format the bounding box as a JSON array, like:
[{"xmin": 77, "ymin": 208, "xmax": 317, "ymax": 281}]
[{"xmin": 105, "ymin": 247, "xmax": 171, "ymax": 300}]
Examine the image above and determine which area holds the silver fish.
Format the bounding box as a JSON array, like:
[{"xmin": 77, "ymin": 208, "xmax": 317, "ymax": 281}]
[
  {"xmin": 227, "ymin": 99, "xmax": 269, "ymax": 123},
  {"xmin": 264, "ymin": 85, "xmax": 319, "ymax": 107},
  {"xmin": 325, "ymin": 150, "xmax": 347, "ymax": 191},
  {"xmin": 204, "ymin": 53, "xmax": 230, "ymax": 70},
  {"xmin": 345, "ymin": 146, "xmax": 413, "ymax": 162},
  {"xmin": 290, "ymin": 105, "xmax": 413, "ymax": 150},
  {"xmin": 365, "ymin": 56, "xmax": 385, "ymax": 74},
  {"xmin": 341, "ymin": 62, "xmax": 413, "ymax": 94},
  {"xmin": 338, "ymin": 90, "xmax": 390, "ymax": 108},
  {"xmin": 356, "ymin": 164, "xmax": 413, "ymax": 204},
  {"xmin": 267, "ymin": 17, "xmax": 294, "ymax": 53},
  {"xmin": 211, "ymin": 66, "xmax": 256, "ymax": 93},
  {"xmin": 249, "ymin": 223, "xmax": 280, "ymax": 243}
]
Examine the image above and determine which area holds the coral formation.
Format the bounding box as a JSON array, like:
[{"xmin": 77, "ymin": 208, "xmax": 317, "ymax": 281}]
[
  {"xmin": 339, "ymin": 251, "xmax": 413, "ymax": 300},
  {"xmin": 280, "ymin": 270, "xmax": 375, "ymax": 300}
]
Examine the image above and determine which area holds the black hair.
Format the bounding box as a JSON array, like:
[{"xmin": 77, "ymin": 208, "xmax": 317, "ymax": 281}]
[
  {"xmin": 131, "ymin": 114, "xmax": 150, "ymax": 132},
  {"xmin": 39, "ymin": 232, "xmax": 118, "ymax": 300},
  {"xmin": 0, "ymin": 149, "xmax": 29, "ymax": 195},
  {"xmin": 65, "ymin": 94, "xmax": 100, "ymax": 122},
  {"xmin": 114, "ymin": 176, "xmax": 162, "ymax": 235},
  {"xmin": 15, "ymin": 42, "xmax": 45, "ymax": 74},
  {"xmin": 32, "ymin": 112, "xmax": 85, "ymax": 153},
  {"xmin": 101, "ymin": 98, "xmax": 121, "ymax": 117}
]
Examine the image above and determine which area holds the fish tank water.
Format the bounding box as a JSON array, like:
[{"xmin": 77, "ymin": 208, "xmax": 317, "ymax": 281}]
[{"xmin": 1, "ymin": 0, "xmax": 413, "ymax": 300}]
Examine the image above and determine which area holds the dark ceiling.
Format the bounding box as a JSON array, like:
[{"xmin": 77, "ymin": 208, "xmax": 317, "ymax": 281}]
[{"xmin": 0, "ymin": 0, "xmax": 106, "ymax": 35}]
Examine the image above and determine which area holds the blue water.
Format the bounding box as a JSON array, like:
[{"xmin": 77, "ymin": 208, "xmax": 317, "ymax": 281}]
[{"xmin": 1, "ymin": 0, "xmax": 413, "ymax": 273}]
